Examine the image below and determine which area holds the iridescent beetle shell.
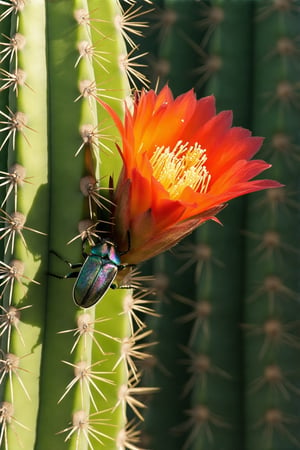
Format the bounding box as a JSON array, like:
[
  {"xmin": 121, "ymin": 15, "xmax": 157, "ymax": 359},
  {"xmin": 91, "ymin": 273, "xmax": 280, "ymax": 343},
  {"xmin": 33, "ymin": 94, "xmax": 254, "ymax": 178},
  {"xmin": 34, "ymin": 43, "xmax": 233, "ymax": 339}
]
[{"xmin": 73, "ymin": 241, "xmax": 121, "ymax": 308}]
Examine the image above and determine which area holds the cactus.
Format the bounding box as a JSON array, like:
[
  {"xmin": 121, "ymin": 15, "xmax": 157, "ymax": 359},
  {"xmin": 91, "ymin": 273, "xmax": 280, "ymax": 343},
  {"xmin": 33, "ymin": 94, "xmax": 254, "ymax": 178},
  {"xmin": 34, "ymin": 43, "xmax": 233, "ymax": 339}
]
[
  {"xmin": 0, "ymin": 1, "xmax": 155, "ymax": 449},
  {"xmin": 0, "ymin": 1, "xmax": 294, "ymax": 450},
  {"xmin": 137, "ymin": 1, "xmax": 300, "ymax": 450},
  {"xmin": 244, "ymin": 2, "xmax": 300, "ymax": 450}
]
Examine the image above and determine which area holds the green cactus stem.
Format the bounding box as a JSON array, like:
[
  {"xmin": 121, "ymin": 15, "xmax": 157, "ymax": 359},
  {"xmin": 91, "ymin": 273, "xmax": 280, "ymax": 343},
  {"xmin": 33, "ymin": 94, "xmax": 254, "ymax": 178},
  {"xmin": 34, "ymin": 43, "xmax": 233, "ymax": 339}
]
[
  {"xmin": 243, "ymin": 3, "xmax": 300, "ymax": 450},
  {"xmin": 0, "ymin": 1, "xmax": 154, "ymax": 449}
]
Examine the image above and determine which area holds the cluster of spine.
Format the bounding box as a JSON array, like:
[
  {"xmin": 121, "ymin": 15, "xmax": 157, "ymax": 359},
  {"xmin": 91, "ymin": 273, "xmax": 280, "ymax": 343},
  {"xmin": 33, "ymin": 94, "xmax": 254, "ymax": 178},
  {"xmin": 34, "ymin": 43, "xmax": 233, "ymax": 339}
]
[
  {"xmin": 139, "ymin": 1, "xmax": 300, "ymax": 450},
  {"xmin": 244, "ymin": 2, "xmax": 300, "ymax": 449},
  {"xmin": 0, "ymin": 1, "xmax": 298, "ymax": 450},
  {"xmin": 0, "ymin": 1, "xmax": 155, "ymax": 450},
  {"xmin": 0, "ymin": 2, "xmax": 49, "ymax": 449}
]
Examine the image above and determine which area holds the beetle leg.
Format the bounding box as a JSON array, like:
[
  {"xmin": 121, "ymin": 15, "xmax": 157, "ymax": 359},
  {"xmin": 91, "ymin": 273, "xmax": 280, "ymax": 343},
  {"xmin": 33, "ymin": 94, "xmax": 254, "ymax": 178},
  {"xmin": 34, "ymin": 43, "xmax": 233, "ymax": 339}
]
[
  {"xmin": 49, "ymin": 271, "xmax": 79, "ymax": 280},
  {"xmin": 119, "ymin": 263, "xmax": 136, "ymax": 270},
  {"xmin": 50, "ymin": 250, "xmax": 82, "ymax": 269},
  {"xmin": 110, "ymin": 282, "xmax": 136, "ymax": 290},
  {"xmin": 49, "ymin": 250, "xmax": 82, "ymax": 279},
  {"xmin": 119, "ymin": 283, "xmax": 134, "ymax": 289}
]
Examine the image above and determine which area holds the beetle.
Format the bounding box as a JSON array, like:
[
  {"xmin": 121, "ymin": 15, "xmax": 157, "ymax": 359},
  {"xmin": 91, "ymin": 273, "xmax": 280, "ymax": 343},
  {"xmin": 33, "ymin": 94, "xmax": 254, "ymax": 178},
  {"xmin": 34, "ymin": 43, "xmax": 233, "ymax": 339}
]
[{"xmin": 50, "ymin": 238, "xmax": 133, "ymax": 308}]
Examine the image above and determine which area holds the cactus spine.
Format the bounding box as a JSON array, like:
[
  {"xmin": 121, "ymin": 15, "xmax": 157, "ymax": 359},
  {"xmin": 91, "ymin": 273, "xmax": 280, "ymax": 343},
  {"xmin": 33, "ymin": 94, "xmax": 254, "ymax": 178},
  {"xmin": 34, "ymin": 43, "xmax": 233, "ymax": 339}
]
[
  {"xmin": 244, "ymin": 2, "xmax": 300, "ymax": 450},
  {"xmin": 138, "ymin": 1, "xmax": 300, "ymax": 450},
  {"xmin": 0, "ymin": 1, "xmax": 298, "ymax": 450},
  {"xmin": 0, "ymin": 1, "xmax": 154, "ymax": 449}
]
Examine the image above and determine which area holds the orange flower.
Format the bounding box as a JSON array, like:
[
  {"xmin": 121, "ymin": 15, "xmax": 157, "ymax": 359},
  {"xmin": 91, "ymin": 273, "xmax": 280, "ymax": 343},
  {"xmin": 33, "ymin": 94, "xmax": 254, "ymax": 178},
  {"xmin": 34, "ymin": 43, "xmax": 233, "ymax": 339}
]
[{"xmin": 97, "ymin": 86, "xmax": 282, "ymax": 264}]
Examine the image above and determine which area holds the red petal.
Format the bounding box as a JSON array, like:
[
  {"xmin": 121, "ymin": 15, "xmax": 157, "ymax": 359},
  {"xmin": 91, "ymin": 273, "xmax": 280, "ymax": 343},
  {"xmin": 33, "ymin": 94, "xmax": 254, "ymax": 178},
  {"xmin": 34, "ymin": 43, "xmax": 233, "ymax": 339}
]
[
  {"xmin": 195, "ymin": 110, "xmax": 233, "ymax": 155},
  {"xmin": 129, "ymin": 169, "xmax": 153, "ymax": 216},
  {"xmin": 180, "ymin": 95, "xmax": 216, "ymax": 140},
  {"xmin": 140, "ymin": 91, "xmax": 198, "ymax": 153}
]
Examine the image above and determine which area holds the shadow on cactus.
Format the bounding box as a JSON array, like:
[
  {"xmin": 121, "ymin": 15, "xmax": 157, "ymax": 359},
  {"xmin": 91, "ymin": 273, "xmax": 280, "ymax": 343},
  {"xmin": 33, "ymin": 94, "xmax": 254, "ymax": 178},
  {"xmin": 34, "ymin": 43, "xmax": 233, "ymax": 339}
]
[{"xmin": 54, "ymin": 85, "xmax": 282, "ymax": 314}]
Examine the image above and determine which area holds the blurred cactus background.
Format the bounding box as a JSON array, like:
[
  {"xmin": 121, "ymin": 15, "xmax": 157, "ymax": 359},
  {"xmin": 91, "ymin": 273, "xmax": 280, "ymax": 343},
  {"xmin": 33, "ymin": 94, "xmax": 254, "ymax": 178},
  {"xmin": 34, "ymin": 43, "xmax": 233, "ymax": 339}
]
[
  {"xmin": 137, "ymin": 1, "xmax": 300, "ymax": 450},
  {"xmin": 0, "ymin": 1, "xmax": 299, "ymax": 450}
]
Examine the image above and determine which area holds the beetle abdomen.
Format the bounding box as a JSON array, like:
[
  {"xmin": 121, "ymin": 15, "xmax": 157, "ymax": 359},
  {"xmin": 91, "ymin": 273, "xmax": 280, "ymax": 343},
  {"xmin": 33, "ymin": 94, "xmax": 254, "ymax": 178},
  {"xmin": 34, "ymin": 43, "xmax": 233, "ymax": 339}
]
[{"xmin": 73, "ymin": 256, "xmax": 118, "ymax": 308}]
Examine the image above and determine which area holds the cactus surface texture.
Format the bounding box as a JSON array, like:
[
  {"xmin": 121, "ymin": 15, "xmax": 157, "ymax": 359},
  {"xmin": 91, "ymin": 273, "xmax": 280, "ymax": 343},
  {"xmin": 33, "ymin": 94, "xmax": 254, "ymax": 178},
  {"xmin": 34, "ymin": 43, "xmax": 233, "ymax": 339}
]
[
  {"xmin": 0, "ymin": 1, "xmax": 298, "ymax": 450},
  {"xmin": 137, "ymin": 2, "xmax": 300, "ymax": 450},
  {"xmin": 0, "ymin": 1, "xmax": 154, "ymax": 449}
]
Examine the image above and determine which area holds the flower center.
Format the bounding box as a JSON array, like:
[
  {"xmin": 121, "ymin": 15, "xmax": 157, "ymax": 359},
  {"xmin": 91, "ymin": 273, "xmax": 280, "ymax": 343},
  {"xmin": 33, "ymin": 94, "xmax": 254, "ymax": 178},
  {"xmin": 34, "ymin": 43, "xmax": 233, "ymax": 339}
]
[{"xmin": 150, "ymin": 140, "xmax": 211, "ymax": 200}]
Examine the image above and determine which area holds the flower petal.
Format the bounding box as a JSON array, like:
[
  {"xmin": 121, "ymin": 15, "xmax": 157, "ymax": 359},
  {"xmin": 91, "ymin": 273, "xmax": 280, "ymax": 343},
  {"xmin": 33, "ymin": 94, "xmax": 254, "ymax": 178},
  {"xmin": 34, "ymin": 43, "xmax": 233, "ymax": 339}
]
[{"xmin": 97, "ymin": 86, "xmax": 282, "ymax": 264}]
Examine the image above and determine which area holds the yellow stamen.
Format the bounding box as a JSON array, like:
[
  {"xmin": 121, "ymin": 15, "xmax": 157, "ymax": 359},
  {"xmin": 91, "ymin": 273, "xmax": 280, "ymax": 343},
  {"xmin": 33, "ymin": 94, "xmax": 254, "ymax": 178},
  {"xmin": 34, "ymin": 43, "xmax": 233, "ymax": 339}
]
[{"xmin": 150, "ymin": 140, "xmax": 211, "ymax": 199}]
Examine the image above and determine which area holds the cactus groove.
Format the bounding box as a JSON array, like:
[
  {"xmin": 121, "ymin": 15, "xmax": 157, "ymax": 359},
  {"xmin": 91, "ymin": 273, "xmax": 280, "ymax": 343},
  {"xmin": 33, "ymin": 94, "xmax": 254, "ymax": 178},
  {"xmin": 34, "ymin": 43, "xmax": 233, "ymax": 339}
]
[
  {"xmin": 0, "ymin": 1, "xmax": 298, "ymax": 450},
  {"xmin": 0, "ymin": 1, "xmax": 155, "ymax": 449},
  {"xmin": 138, "ymin": 1, "xmax": 300, "ymax": 450}
]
